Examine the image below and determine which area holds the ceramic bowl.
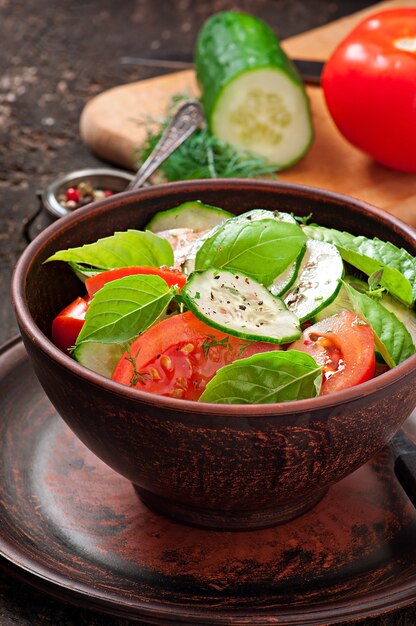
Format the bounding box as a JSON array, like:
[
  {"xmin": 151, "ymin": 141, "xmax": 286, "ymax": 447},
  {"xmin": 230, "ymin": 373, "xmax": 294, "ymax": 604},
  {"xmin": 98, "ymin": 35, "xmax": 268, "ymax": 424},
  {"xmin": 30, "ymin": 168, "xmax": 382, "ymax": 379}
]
[{"xmin": 12, "ymin": 179, "xmax": 416, "ymax": 530}]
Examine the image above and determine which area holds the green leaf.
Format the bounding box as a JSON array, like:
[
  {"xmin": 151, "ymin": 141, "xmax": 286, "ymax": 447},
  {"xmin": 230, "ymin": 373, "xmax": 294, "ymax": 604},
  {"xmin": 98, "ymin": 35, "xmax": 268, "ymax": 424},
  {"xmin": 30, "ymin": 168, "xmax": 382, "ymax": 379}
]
[
  {"xmin": 45, "ymin": 230, "xmax": 174, "ymax": 270},
  {"xmin": 76, "ymin": 274, "xmax": 174, "ymax": 345},
  {"xmin": 195, "ymin": 219, "xmax": 306, "ymax": 286},
  {"xmin": 339, "ymin": 248, "xmax": 413, "ymax": 306},
  {"xmin": 68, "ymin": 263, "xmax": 102, "ymax": 280},
  {"xmin": 303, "ymin": 224, "xmax": 416, "ymax": 306},
  {"xmin": 342, "ymin": 281, "xmax": 415, "ymax": 367},
  {"xmin": 199, "ymin": 350, "xmax": 322, "ymax": 404}
]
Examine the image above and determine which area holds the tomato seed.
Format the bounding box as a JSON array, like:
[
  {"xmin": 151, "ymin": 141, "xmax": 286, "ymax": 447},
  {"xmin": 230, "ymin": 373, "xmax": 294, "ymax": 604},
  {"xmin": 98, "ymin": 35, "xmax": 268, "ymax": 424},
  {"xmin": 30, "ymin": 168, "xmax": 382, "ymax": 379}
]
[
  {"xmin": 176, "ymin": 376, "xmax": 188, "ymax": 390},
  {"xmin": 160, "ymin": 355, "xmax": 172, "ymax": 371},
  {"xmin": 181, "ymin": 343, "xmax": 195, "ymax": 354},
  {"xmin": 171, "ymin": 388, "xmax": 184, "ymax": 399},
  {"xmin": 149, "ymin": 367, "xmax": 161, "ymax": 381}
]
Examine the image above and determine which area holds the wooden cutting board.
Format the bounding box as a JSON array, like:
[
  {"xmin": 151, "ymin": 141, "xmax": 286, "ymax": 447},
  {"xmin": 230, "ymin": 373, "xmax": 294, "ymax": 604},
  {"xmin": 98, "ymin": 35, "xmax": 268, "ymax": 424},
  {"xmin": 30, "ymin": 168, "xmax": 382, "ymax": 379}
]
[{"xmin": 80, "ymin": 0, "xmax": 416, "ymax": 227}]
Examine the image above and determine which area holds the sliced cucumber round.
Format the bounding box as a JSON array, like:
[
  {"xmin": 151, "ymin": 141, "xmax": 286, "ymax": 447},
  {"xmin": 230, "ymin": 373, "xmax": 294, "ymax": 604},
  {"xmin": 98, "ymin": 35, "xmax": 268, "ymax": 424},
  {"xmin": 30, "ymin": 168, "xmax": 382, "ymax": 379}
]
[
  {"xmin": 73, "ymin": 341, "xmax": 126, "ymax": 378},
  {"xmin": 181, "ymin": 268, "xmax": 301, "ymax": 344},
  {"xmin": 313, "ymin": 284, "xmax": 352, "ymax": 322},
  {"xmin": 283, "ymin": 239, "xmax": 344, "ymax": 322},
  {"xmin": 195, "ymin": 11, "xmax": 313, "ymax": 169},
  {"xmin": 182, "ymin": 232, "xmax": 212, "ymax": 275},
  {"xmin": 145, "ymin": 200, "xmax": 232, "ymax": 233},
  {"xmin": 269, "ymin": 257, "xmax": 300, "ymax": 298},
  {"xmin": 155, "ymin": 227, "xmax": 208, "ymax": 269}
]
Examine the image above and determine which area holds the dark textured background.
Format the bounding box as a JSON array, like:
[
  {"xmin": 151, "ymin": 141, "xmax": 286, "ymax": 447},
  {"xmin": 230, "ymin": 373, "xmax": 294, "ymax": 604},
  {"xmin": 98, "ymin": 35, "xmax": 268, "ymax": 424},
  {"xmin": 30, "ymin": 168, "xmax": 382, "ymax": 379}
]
[{"xmin": 2, "ymin": 1, "xmax": 416, "ymax": 624}]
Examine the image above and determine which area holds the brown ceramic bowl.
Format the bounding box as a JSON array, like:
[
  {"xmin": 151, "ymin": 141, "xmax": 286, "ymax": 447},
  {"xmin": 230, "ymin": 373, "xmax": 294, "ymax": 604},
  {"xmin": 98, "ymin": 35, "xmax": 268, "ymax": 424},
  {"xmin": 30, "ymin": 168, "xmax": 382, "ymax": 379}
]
[{"xmin": 12, "ymin": 179, "xmax": 416, "ymax": 530}]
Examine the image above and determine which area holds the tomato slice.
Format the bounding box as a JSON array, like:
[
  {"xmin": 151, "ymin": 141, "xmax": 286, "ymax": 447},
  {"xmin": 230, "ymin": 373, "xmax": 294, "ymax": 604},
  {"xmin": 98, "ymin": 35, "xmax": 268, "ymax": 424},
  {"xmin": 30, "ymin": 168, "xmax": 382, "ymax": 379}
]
[
  {"xmin": 112, "ymin": 311, "xmax": 280, "ymax": 400},
  {"xmin": 85, "ymin": 266, "xmax": 187, "ymax": 297},
  {"xmin": 52, "ymin": 296, "xmax": 90, "ymax": 353},
  {"xmin": 290, "ymin": 311, "xmax": 376, "ymax": 395}
]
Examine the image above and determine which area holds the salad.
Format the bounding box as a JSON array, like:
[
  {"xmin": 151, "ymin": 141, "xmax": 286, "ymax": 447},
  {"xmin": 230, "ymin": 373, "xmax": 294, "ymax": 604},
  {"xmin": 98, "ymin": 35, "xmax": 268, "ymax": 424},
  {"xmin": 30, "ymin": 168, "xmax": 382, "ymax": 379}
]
[{"xmin": 47, "ymin": 200, "xmax": 416, "ymax": 404}]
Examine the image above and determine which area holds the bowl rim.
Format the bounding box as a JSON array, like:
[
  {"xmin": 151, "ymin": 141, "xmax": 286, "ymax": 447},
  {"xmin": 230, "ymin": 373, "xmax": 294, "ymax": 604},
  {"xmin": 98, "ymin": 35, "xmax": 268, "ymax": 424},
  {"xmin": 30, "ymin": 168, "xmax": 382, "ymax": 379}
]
[{"xmin": 12, "ymin": 178, "xmax": 416, "ymax": 416}]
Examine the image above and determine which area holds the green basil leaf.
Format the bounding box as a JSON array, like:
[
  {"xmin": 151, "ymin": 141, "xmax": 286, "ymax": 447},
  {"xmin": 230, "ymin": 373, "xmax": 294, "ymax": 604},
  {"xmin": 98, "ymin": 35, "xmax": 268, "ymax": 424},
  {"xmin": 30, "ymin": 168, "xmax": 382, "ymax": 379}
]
[
  {"xmin": 76, "ymin": 274, "xmax": 174, "ymax": 345},
  {"xmin": 339, "ymin": 247, "xmax": 413, "ymax": 306},
  {"xmin": 195, "ymin": 219, "xmax": 306, "ymax": 286},
  {"xmin": 68, "ymin": 263, "xmax": 102, "ymax": 281},
  {"xmin": 199, "ymin": 350, "xmax": 322, "ymax": 404},
  {"xmin": 46, "ymin": 230, "xmax": 174, "ymax": 270},
  {"xmin": 304, "ymin": 225, "xmax": 415, "ymax": 305},
  {"xmin": 342, "ymin": 281, "xmax": 415, "ymax": 367}
]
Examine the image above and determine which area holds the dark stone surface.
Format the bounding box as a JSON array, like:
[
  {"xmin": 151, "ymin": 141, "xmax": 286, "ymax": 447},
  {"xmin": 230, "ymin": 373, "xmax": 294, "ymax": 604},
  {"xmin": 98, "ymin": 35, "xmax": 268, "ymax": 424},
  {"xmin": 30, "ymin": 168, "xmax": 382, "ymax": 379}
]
[{"xmin": 2, "ymin": 0, "xmax": 416, "ymax": 624}]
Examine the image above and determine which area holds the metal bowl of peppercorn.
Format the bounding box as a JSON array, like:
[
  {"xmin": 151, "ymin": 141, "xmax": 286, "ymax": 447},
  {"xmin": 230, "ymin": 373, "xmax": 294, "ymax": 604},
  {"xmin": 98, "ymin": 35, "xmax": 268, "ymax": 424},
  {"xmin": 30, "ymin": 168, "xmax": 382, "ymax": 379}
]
[{"xmin": 42, "ymin": 168, "xmax": 134, "ymax": 220}]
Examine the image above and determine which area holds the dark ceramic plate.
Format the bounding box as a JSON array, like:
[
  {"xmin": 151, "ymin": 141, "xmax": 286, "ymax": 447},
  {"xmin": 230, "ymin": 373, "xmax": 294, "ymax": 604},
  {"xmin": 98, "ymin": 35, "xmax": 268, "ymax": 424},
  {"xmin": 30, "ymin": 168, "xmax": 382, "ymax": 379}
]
[{"xmin": 1, "ymin": 337, "xmax": 416, "ymax": 625}]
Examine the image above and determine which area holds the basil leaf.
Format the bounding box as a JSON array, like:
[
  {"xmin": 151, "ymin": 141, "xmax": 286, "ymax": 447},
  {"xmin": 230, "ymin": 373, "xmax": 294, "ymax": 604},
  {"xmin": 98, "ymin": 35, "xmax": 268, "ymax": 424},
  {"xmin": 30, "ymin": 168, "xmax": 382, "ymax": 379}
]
[
  {"xmin": 46, "ymin": 230, "xmax": 174, "ymax": 270},
  {"xmin": 76, "ymin": 275, "xmax": 174, "ymax": 345},
  {"xmin": 342, "ymin": 281, "xmax": 415, "ymax": 367},
  {"xmin": 199, "ymin": 350, "xmax": 322, "ymax": 404},
  {"xmin": 195, "ymin": 219, "xmax": 306, "ymax": 286},
  {"xmin": 304, "ymin": 225, "xmax": 415, "ymax": 305},
  {"xmin": 68, "ymin": 263, "xmax": 102, "ymax": 281}
]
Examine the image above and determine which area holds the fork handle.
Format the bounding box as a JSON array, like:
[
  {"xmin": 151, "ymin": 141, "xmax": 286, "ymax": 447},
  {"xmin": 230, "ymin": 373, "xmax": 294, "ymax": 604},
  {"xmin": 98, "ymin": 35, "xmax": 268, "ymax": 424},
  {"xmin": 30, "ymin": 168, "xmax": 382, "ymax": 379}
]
[{"xmin": 127, "ymin": 100, "xmax": 204, "ymax": 190}]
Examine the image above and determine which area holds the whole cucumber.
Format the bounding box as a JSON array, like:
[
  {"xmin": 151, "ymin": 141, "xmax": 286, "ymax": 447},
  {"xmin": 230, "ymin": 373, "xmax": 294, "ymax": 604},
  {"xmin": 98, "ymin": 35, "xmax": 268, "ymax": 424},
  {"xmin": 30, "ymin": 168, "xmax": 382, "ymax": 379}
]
[{"xmin": 195, "ymin": 11, "xmax": 313, "ymax": 169}]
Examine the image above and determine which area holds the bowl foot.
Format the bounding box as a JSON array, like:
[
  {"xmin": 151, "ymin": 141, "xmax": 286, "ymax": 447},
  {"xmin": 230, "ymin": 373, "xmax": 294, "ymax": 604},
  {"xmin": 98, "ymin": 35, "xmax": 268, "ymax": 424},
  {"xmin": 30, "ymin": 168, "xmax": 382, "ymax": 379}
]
[{"xmin": 134, "ymin": 486, "xmax": 329, "ymax": 531}]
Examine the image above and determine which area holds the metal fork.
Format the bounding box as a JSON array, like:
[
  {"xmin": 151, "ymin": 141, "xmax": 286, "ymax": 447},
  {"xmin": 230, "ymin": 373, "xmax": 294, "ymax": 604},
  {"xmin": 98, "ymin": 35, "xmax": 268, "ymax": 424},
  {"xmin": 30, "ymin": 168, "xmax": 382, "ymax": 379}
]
[{"xmin": 126, "ymin": 100, "xmax": 205, "ymax": 190}]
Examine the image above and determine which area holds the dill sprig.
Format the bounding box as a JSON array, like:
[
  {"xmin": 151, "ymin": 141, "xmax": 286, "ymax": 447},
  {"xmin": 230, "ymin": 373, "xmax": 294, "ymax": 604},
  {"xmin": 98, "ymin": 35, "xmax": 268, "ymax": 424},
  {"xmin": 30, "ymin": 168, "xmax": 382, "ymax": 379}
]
[
  {"xmin": 135, "ymin": 95, "xmax": 278, "ymax": 182},
  {"xmin": 201, "ymin": 334, "xmax": 230, "ymax": 357},
  {"xmin": 125, "ymin": 346, "xmax": 151, "ymax": 387}
]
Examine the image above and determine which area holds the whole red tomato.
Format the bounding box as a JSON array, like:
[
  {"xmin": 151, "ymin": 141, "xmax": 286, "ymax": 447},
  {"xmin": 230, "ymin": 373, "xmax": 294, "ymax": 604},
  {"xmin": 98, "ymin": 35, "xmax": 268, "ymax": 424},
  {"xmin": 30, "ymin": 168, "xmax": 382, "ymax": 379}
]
[{"xmin": 322, "ymin": 9, "xmax": 416, "ymax": 173}]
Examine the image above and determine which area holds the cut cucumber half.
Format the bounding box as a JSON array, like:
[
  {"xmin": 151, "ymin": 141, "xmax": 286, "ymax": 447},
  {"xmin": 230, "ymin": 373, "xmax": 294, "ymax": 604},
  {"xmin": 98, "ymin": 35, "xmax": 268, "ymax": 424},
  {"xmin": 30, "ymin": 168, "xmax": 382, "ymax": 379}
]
[
  {"xmin": 181, "ymin": 268, "xmax": 301, "ymax": 344},
  {"xmin": 145, "ymin": 201, "xmax": 232, "ymax": 233},
  {"xmin": 283, "ymin": 240, "xmax": 344, "ymax": 322},
  {"xmin": 74, "ymin": 341, "xmax": 126, "ymax": 378},
  {"xmin": 195, "ymin": 11, "xmax": 313, "ymax": 169}
]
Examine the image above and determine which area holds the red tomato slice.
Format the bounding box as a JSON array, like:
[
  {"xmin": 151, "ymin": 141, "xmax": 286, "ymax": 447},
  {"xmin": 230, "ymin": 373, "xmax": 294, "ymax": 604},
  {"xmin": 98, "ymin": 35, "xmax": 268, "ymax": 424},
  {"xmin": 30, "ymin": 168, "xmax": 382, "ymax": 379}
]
[
  {"xmin": 290, "ymin": 311, "xmax": 376, "ymax": 395},
  {"xmin": 85, "ymin": 266, "xmax": 187, "ymax": 297},
  {"xmin": 112, "ymin": 311, "xmax": 280, "ymax": 400},
  {"xmin": 52, "ymin": 296, "xmax": 90, "ymax": 353}
]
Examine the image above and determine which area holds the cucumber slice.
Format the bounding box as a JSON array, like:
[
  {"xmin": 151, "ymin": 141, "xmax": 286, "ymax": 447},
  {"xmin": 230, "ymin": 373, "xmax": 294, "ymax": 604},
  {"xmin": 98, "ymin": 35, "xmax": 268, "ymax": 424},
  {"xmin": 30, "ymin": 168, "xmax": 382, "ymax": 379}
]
[
  {"xmin": 269, "ymin": 258, "xmax": 299, "ymax": 297},
  {"xmin": 314, "ymin": 284, "xmax": 352, "ymax": 322},
  {"xmin": 74, "ymin": 341, "xmax": 126, "ymax": 378},
  {"xmin": 181, "ymin": 268, "xmax": 301, "ymax": 344},
  {"xmin": 155, "ymin": 227, "xmax": 208, "ymax": 269},
  {"xmin": 145, "ymin": 200, "xmax": 232, "ymax": 233},
  {"xmin": 195, "ymin": 11, "xmax": 313, "ymax": 169},
  {"xmin": 182, "ymin": 231, "xmax": 212, "ymax": 275},
  {"xmin": 283, "ymin": 240, "xmax": 344, "ymax": 322}
]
